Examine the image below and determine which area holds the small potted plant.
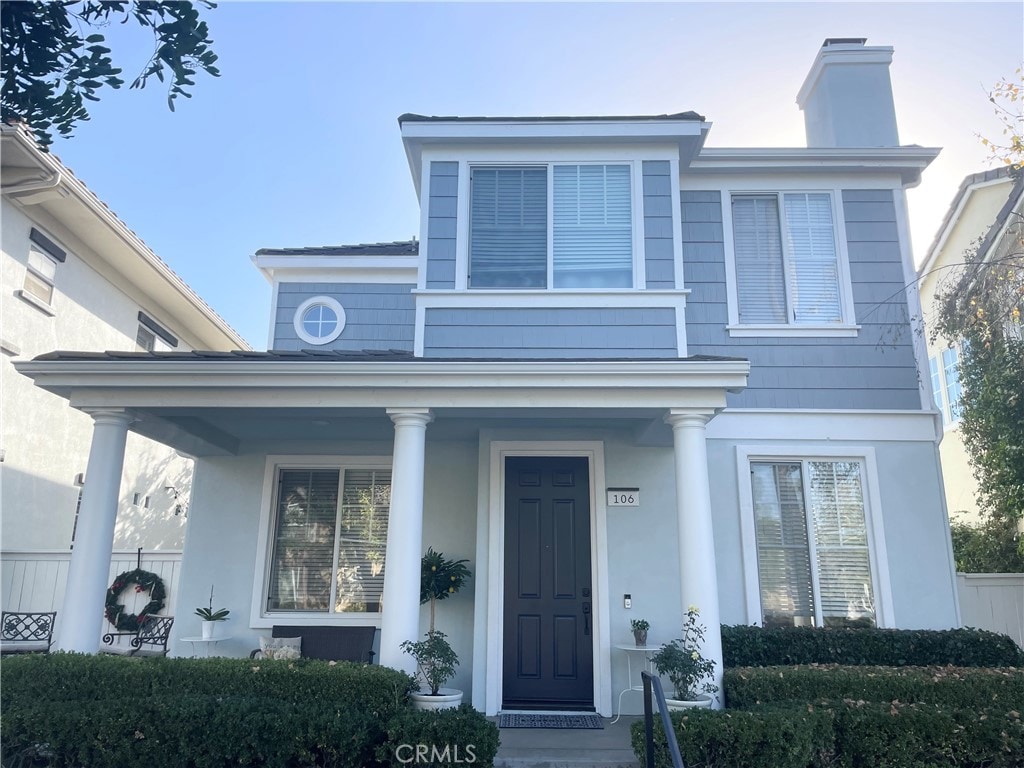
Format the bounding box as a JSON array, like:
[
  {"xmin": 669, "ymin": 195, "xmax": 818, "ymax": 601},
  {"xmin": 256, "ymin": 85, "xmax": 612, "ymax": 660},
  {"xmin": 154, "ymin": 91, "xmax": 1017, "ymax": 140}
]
[
  {"xmin": 651, "ymin": 606, "xmax": 718, "ymax": 709},
  {"xmin": 401, "ymin": 547, "xmax": 471, "ymax": 710},
  {"xmin": 194, "ymin": 585, "xmax": 230, "ymax": 639},
  {"xmin": 630, "ymin": 618, "xmax": 649, "ymax": 646}
]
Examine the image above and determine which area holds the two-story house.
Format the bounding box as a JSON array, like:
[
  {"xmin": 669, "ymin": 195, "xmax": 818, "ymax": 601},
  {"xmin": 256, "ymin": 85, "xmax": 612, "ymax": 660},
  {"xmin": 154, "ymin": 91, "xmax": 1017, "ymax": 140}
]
[
  {"xmin": 17, "ymin": 39, "xmax": 958, "ymax": 716},
  {"xmin": 2, "ymin": 122, "xmax": 248, "ymax": 619}
]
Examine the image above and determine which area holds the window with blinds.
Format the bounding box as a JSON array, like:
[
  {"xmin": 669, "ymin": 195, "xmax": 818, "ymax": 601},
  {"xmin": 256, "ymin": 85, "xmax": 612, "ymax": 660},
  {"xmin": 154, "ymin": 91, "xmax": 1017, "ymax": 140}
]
[
  {"xmin": 267, "ymin": 467, "xmax": 391, "ymax": 614},
  {"xmin": 469, "ymin": 163, "xmax": 634, "ymax": 289},
  {"xmin": 553, "ymin": 164, "xmax": 632, "ymax": 288},
  {"xmin": 731, "ymin": 192, "xmax": 843, "ymax": 325},
  {"xmin": 751, "ymin": 459, "xmax": 875, "ymax": 629},
  {"xmin": 469, "ymin": 167, "xmax": 548, "ymax": 288}
]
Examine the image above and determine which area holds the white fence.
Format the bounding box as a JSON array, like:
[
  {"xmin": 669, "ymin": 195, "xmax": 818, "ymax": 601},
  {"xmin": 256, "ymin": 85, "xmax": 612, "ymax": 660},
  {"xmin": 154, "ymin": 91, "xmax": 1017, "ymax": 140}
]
[
  {"xmin": 1, "ymin": 550, "xmax": 183, "ymax": 643},
  {"xmin": 957, "ymin": 573, "xmax": 1024, "ymax": 649}
]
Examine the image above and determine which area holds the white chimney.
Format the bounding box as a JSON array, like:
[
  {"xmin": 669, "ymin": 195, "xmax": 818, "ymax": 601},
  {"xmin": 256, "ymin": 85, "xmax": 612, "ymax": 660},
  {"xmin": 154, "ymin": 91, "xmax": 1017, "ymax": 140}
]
[{"xmin": 796, "ymin": 38, "xmax": 899, "ymax": 148}]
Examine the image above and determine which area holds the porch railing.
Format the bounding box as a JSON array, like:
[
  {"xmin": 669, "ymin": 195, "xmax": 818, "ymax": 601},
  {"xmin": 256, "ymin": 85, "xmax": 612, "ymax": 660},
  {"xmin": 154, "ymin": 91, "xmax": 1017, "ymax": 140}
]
[{"xmin": 641, "ymin": 670, "xmax": 686, "ymax": 768}]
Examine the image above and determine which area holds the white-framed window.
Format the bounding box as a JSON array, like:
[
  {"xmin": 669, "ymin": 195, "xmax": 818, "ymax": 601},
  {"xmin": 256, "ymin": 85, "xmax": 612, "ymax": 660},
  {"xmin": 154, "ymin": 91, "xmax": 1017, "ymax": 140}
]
[
  {"xmin": 468, "ymin": 162, "xmax": 635, "ymax": 289},
  {"xmin": 262, "ymin": 462, "xmax": 391, "ymax": 616},
  {"xmin": 23, "ymin": 245, "xmax": 58, "ymax": 305},
  {"xmin": 929, "ymin": 355, "xmax": 946, "ymax": 423},
  {"xmin": 725, "ymin": 190, "xmax": 857, "ymax": 336},
  {"xmin": 941, "ymin": 346, "xmax": 962, "ymax": 423},
  {"xmin": 738, "ymin": 447, "xmax": 891, "ymax": 629},
  {"xmin": 293, "ymin": 296, "xmax": 346, "ymax": 345}
]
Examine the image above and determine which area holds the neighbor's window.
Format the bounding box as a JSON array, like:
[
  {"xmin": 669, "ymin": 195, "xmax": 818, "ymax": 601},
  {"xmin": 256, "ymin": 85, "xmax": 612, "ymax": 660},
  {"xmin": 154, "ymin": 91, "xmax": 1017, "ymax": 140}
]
[
  {"xmin": 266, "ymin": 467, "xmax": 391, "ymax": 614},
  {"xmin": 23, "ymin": 246, "xmax": 58, "ymax": 305},
  {"xmin": 941, "ymin": 346, "xmax": 963, "ymax": 423},
  {"xmin": 750, "ymin": 459, "xmax": 875, "ymax": 629},
  {"xmin": 469, "ymin": 164, "xmax": 633, "ymax": 289},
  {"xmin": 731, "ymin": 193, "xmax": 844, "ymax": 325}
]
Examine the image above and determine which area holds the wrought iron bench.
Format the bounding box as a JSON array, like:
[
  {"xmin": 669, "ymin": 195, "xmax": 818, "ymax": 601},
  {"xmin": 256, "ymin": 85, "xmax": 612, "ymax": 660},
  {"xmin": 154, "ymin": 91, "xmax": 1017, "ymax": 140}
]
[
  {"xmin": 0, "ymin": 611, "xmax": 56, "ymax": 654},
  {"xmin": 250, "ymin": 625, "xmax": 377, "ymax": 663},
  {"xmin": 100, "ymin": 615, "xmax": 175, "ymax": 657}
]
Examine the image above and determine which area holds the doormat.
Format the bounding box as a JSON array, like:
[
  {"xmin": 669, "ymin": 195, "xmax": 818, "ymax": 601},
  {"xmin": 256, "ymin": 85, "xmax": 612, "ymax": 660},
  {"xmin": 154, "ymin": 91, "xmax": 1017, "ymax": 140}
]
[{"xmin": 498, "ymin": 713, "xmax": 604, "ymax": 729}]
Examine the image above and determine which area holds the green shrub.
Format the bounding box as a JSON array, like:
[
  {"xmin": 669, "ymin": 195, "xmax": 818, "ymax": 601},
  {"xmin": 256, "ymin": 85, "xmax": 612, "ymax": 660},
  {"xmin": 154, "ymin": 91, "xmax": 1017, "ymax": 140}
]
[
  {"xmin": 725, "ymin": 665, "xmax": 1024, "ymax": 710},
  {"xmin": 376, "ymin": 704, "xmax": 500, "ymax": 768},
  {"xmin": 631, "ymin": 701, "xmax": 1024, "ymax": 768},
  {"xmin": 631, "ymin": 707, "xmax": 835, "ymax": 768},
  {"xmin": 1, "ymin": 654, "xmax": 418, "ymax": 768},
  {"xmin": 721, "ymin": 625, "xmax": 1024, "ymax": 668}
]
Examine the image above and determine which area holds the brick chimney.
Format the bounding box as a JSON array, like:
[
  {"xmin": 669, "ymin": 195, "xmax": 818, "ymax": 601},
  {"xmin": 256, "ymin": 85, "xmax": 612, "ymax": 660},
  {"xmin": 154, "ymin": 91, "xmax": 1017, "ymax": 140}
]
[{"xmin": 796, "ymin": 38, "xmax": 899, "ymax": 148}]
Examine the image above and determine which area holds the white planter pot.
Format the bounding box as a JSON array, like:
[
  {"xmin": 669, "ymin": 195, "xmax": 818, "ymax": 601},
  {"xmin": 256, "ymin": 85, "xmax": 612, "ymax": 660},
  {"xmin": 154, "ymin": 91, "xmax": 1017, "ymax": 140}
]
[
  {"xmin": 664, "ymin": 694, "xmax": 714, "ymax": 711},
  {"xmin": 410, "ymin": 688, "xmax": 463, "ymax": 711},
  {"xmin": 201, "ymin": 620, "xmax": 216, "ymax": 639}
]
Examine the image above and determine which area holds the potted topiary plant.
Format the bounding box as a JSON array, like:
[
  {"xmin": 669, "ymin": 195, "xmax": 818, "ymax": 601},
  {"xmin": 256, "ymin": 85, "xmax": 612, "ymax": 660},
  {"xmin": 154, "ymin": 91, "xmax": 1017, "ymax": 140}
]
[
  {"xmin": 651, "ymin": 606, "xmax": 718, "ymax": 710},
  {"xmin": 630, "ymin": 618, "xmax": 649, "ymax": 646},
  {"xmin": 401, "ymin": 547, "xmax": 471, "ymax": 710},
  {"xmin": 194, "ymin": 585, "xmax": 230, "ymax": 639}
]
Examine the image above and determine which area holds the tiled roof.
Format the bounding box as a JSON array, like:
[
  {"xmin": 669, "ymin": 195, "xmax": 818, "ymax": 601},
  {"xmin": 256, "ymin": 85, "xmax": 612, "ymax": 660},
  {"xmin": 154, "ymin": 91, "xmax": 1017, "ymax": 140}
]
[
  {"xmin": 398, "ymin": 111, "xmax": 706, "ymax": 124},
  {"xmin": 32, "ymin": 349, "xmax": 745, "ymax": 364},
  {"xmin": 254, "ymin": 240, "xmax": 419, "ymax": 257}
]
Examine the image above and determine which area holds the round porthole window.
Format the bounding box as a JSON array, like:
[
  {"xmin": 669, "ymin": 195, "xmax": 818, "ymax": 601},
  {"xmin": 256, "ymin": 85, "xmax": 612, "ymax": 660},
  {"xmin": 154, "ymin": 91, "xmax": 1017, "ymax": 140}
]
[{"xmin": 294, "ymin": 296, "xmax": 346, "ymax": 345}]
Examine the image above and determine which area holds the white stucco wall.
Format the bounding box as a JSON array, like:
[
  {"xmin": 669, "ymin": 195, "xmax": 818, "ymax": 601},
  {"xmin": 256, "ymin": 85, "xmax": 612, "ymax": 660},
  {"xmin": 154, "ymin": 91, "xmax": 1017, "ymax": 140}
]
[{"xmin": 1, "ymin": 198, "xmax": 191, "ymax": 552}]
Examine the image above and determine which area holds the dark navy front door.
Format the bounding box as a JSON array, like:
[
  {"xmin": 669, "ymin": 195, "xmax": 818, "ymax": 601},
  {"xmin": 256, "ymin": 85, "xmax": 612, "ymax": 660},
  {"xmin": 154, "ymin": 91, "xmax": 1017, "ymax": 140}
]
[{"xmin": 502, "ymin": 456, "xmax": 594, "ymax": 710}]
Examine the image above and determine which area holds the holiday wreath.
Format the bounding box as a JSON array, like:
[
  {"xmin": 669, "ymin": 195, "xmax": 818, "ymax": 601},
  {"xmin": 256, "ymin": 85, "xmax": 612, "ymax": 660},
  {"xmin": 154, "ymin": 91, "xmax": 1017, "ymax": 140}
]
[{"xmin": 104, "ymin": 568, "xmax": 166, "ymax": 632}]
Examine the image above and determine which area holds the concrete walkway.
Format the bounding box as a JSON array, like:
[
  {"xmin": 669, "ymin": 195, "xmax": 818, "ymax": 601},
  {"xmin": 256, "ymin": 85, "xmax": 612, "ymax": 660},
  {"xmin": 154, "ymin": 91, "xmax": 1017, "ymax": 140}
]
[{"xmin": 493, "ymin": 716, "xmax": 642, "ymax": 768}]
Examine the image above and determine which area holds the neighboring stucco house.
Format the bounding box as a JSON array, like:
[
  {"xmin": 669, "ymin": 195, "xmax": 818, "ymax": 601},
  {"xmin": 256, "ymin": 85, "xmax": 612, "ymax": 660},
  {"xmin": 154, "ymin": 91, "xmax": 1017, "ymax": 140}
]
[
  {"xmin": 918, "ymin": 168, "xmax": 1023, "ymax": 522},
  {"xmin": 18, "ymin": 39, "xmax": 959, "ymax": 716},
  {"xmin": 1, "ymin": 122, "xmax": 248, "ymax": 605}
]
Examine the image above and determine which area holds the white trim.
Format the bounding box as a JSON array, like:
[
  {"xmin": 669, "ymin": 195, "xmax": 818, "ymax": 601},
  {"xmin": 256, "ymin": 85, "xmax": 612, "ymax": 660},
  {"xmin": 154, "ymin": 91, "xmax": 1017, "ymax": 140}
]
[
  {"xmin": 404, "ymin": 119, "xmax": 705, "ymax": 141},
  {"xmin": 670, "ymin": 157, "xmax": 685, "ymax": 290},
  {"xmin": 292, "ymin": 296, "xmax": 346, "ymax": 345},
  {"xmin": 631, "ymin": 160, "xmax": 646, "ymax": 290},
  {"xmin": 706, "ymin": 409, "xmax": 941, "ymax": 443},
  {"xmin": 267, "ymin": 279, "xmax": 281, "ymax": 349},
  {"xmin": 684, "ymin": 172, "xmax": 906, "ymax": 192},
  {"xmin": 417, "ymin": 156, "xmax": 431, "ymax": 290},
  {"xmin": 735, "ymin": 445, "xmax": 895, "ymax": 629},
  {"xmin": 478, "ymin": 440, "xmax": 611, "ymax": 717},
  {"xmin": 721, "ymin": 188, "xmax": 857, "ymax": 335},
  {"xmin": 265, "ymin": 268, "xmax": 417, "ymax": 285},
  {"xmin": 725, "ymin": 325, "xmax": 861, "ymax": 338},
  {"xmin": 249, "ymin": 454, "xmax": 392, "ymax": 629},
  {"xmin": 455, "ymin": 160, "xmax": 470, "ymax": 290},
  {"xmin": 423, "ymin": 146, "xmax": 680, "ymax": 164},
  {"xmin": 893, "ymin": 189, "xmax": 934, "ymax": 411}
]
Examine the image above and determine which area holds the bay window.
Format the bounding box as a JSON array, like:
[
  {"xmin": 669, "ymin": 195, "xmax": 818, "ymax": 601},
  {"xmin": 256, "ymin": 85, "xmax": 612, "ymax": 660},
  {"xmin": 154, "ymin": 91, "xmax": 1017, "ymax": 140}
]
[
  {"xmin": 731, "ymin": 192, "xmax": 847, "ymax": 326},
  {"xmin": 750, "ymin": 459, "xmax": 876, "ymax": 628},
  {"xmin": 469, "ymin": 163, "xmax": 634, "ymax": 289},
  {"xmin": 266, "ymin": 466, "xmax": 391, "ymax": 614}
]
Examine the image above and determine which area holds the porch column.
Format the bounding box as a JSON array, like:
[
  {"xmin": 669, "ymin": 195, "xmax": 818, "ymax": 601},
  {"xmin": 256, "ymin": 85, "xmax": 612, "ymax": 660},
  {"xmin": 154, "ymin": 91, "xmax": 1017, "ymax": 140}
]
[
  {"xmin": 665, "ymin": 408, "xmax": 724, "ymax": 705},
  {"xmin": 380, "ymin": 408, "xmax": 433, "ymax": 673},
  {"xmin": 55, "ymin": 409, "xmax": 132, "ymax": 653}
]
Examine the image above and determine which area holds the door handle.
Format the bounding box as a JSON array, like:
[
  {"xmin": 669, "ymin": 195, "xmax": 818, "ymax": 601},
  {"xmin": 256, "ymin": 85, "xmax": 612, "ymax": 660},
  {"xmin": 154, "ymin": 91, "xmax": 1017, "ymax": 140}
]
[{"xmin": 582, "ymin": 602, "xmax": 591, "ymax": 635}]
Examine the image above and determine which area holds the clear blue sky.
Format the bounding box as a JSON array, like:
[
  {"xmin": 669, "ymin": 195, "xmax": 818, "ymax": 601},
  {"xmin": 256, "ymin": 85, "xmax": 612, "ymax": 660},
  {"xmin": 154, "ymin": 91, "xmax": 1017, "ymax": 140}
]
[{"xmin": 48, "ymin": 1, "xmax": 1023, "ymax": 349}]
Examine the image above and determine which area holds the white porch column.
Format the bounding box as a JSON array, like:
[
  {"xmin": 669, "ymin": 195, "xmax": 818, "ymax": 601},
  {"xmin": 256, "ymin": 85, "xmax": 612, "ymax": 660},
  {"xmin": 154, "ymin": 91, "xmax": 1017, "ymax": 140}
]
[
  {"xmin": 665, "ymin": 408, "xmax": 724, "ymax": 705},
  {"xmin": 55, "ymin": 409, "xmax": 132, "ymax": 653},
  {"xmin": 379, "ymin": 407, "xmax": 433, "ymax": 673}
]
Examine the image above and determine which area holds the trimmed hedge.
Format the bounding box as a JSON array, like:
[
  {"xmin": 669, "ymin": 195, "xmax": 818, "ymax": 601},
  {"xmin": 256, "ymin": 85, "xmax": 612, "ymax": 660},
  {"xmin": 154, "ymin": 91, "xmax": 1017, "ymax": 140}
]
[
  {"xmin": 1, "ymin": 654, "xmax": 498, "ymax": 768},
  {"xmin": 725, "ymin": 665, "xmax": 1024, "ymax": 710},
  {"xmin": 632, "ymin": 702, "xmax": 1024, "ymax": 768},
  {"xmin": 376, "ymin": 704, "xmax": 500, "ymax": 768},
  {"xmin": 721, "ymin": 625, "xmax": 1024, "ymax": 668}
]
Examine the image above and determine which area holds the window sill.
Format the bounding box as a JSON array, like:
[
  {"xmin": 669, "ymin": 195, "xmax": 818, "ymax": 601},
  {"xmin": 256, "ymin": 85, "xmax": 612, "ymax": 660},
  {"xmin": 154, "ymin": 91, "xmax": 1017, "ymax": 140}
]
[
  {"xmin": 726, "ymin": 324, "xmax": 860, "ymax": 338},
  {"xmin": 250, "ymin": 613, "xmax": 383, "ymax": 629},
  {"xmin": 14, "ymin": 289, "xmax": 56, "ymax": 317}
]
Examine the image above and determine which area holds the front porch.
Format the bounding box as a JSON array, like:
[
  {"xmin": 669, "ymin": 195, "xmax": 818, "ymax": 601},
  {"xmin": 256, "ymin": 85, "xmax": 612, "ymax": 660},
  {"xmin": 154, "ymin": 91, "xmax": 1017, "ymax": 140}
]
[{"xmin": 16, "ymin": 350, "xmax": 749, "ymax": 715}]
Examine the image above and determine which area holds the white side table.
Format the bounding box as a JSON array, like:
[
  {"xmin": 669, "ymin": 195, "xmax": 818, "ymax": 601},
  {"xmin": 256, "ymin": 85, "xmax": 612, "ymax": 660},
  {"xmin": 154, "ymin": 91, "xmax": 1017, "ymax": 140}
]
[
  {"xmin": 180, "ymin": 635, "xmax": 232, "ymax": 658},
  {"xmin": 612, "ymin": 642, "xmax": 659, "ymax": 723}
]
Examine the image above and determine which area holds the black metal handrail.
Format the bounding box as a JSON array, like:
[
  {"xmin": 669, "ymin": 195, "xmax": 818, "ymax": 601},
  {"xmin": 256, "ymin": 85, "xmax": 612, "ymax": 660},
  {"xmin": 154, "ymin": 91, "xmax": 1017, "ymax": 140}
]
[{"xmin": 641, "ymin": 670, "xmax": 686, "ymax": 768}]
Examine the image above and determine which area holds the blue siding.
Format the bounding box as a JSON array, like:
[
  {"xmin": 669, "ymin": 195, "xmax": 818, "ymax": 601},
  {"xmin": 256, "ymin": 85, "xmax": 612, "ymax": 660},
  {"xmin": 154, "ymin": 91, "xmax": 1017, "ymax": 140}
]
[
  {"xmin": 423, "ymin": 307, "xmax": 677, "ymax": 358},
  {"xmin": 683, "ymin": 190, "xmax": 920, "ymax": 409},
  {"xmin": 274, "ymin": 283, "xmax": 415, "ymax": 352},
  {"xmin": 426, "ymin": 161, "xmax": 459, "ymax": 288},
  {"xmin": 643, "ymin": 161, "xmax": 675, "ymax": 289}
]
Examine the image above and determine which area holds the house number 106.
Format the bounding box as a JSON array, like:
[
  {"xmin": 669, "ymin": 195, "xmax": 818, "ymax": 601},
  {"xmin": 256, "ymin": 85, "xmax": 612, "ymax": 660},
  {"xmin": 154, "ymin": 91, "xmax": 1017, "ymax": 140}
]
[{"xmin": 606, "ymin": 489, "xmax": 640, "ymax": 506}]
